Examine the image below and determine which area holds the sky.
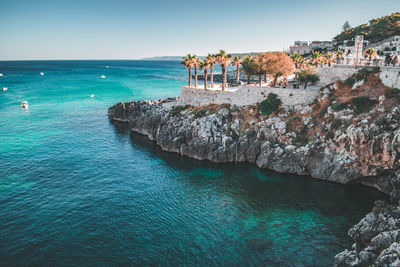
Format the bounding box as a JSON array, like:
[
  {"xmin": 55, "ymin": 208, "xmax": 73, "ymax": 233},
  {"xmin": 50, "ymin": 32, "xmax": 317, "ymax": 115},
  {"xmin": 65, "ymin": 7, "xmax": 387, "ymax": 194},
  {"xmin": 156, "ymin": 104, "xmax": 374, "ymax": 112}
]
[{"xmin": 0, "ymin": 0, "xmax": 399, "ymax": 60}]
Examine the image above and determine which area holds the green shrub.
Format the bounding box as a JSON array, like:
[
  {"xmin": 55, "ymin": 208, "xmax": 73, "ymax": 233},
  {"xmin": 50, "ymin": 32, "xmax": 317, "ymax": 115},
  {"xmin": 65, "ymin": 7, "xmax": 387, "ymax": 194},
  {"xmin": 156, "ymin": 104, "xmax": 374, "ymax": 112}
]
[
  {"xmin": 385, "ymin": 88, "xmax": 400, "ymax": 103},
  {"xmin": 329, "ymin": 94, "xmax": 337, "ymax": 104},
  {"xmin": 343, "ymin": 67, "xmax": 381, "ymax": 87},
  {"xmin": 193, "ymin": 108, "xmax": 209, "ymax": 118},
  {"xmin": 258, "ymin": 93, "xmax": 282, "ymax": 116},
  {"xmin": 230, "ymin": 105, "xmax": 239, "ymax": 113},
  {"xmin": 344, "ymin": 76, "xmax": 356, "ymax": 87},
  {"xmin": 331, "ymin": 102, "xmax": 349, "ymax": 111},
  {"xmin": 289, "ymin": 115, "xmax": 301, "ymax": 121},
  {"xmin": 352, "ymin": 96, "xmax": 377, "ymax": 114},
  {"xmin": 331, "ymin": 118, "xmax": 342, "ymax": 129},
  {"xmin": 375, "ymin": 116, "xmax": 389, "ymax": 128},
  {"xmin": 371, "ymin": 66, "xmax": 381, "ymax": 73},
  {"xmin": 169, "ymin": 105, "xmax": 189, "ymax": 116},
  {"xmin": 228, "ymin": 126, "xmax": 239, "ymax": 140}
]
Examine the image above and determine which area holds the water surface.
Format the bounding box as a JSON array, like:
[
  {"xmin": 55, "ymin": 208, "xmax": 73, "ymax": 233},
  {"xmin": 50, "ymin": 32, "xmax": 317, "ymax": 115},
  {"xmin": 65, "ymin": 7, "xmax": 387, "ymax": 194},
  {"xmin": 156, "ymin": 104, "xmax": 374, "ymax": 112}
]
[{"xmin": 0, "ymin": 60, "xmax": 383, "ymax": 266}]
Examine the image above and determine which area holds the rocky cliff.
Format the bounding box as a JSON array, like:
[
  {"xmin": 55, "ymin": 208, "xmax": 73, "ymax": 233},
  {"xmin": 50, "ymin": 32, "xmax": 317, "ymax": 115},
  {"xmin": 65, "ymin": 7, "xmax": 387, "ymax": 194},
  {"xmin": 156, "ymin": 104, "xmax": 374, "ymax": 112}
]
[
  {"xmin": 109, "ymin": 79, "xmax": 400, "ymax": 196},
  {"xmin": 108, "ymin": 70, "xmax": 400, "ymax": 265}
]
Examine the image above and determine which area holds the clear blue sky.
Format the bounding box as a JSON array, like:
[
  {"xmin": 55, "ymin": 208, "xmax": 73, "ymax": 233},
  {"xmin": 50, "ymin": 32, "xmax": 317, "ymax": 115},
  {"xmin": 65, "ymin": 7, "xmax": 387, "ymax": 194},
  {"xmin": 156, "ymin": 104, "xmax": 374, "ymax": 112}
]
[{"xmin": 0, "ymin": 0, "xmax": 398, "ymax": 60}]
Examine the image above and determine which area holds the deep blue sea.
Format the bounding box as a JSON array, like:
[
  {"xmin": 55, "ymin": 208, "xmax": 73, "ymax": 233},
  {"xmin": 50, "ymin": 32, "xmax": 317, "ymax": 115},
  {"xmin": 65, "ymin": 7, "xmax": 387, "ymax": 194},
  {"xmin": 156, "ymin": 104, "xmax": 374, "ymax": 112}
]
[{"xmin": 0, "ymin": 60, "xmax": 384, "ymax": 266}]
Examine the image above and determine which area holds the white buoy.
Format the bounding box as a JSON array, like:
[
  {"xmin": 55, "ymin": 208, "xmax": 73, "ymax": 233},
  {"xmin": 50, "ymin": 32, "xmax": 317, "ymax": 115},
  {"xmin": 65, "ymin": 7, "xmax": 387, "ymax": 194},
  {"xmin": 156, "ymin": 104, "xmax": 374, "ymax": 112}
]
[
  {"xmin": 40, "ymin": 72, "xmax": 44, "ymax": 76},
  {"xmin": 90, "ymin": 94, "xmax": 94, "ymax": 98},
  {"xmin": 101, "ymin": 75, "xmax": 106, "ymax": 79},
  {"xmin": 21, "ymin": 101, "xmax": 29, "ymax": 109},
  {"xmin": 2, "ymin": 87, "xmax": 7, "ymax": 91}
]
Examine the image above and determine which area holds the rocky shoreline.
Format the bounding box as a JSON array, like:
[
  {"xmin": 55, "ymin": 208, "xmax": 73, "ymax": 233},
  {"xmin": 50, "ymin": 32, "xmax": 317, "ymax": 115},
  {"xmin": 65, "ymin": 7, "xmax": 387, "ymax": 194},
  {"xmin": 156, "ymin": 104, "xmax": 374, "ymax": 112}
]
[
  {"xmin": 108, "ymin": 71, "xmax": 400, "ymax": 265},
  {"xmin": 108, "ymin": 97, "xmax": 400, "ymax": 196},
  {"xmin": 335, "ymin": 199, "xmax": 400, "ymax": 266}
]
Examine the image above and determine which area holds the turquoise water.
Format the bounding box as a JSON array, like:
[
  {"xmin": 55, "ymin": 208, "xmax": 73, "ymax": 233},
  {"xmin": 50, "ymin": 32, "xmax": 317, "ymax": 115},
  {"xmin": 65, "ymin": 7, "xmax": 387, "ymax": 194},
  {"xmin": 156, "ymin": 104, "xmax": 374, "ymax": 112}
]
[{"xmin": 0, "ymin": 60, "xmax": 383, "ymax": 266}]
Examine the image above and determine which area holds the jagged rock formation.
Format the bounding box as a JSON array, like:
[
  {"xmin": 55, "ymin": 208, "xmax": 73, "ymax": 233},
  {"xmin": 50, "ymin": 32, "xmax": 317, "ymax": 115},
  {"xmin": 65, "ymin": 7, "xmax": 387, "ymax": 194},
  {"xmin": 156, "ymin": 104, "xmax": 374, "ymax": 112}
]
[
  {"xmin": 335, "ymin": 198, "xmax": 400, "ymax": 266},
  {"xmin": 108, "ymin": 86, "xmax": 400, "ymax": 195}
]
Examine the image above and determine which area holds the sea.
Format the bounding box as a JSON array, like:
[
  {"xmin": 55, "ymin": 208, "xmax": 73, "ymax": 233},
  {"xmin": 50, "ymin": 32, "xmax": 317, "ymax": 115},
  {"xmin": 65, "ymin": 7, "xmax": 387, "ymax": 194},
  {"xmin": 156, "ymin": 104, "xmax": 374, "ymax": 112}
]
[{"xmin": 0, "ymin": 60, "xmax": 384, "ymax": 266}]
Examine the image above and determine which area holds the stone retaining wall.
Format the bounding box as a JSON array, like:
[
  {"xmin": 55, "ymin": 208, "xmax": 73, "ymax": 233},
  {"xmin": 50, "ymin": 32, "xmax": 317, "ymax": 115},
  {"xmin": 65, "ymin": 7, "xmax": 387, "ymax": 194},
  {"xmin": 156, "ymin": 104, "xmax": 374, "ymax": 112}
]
[
  {"xmin": 178, "ymin": 85, "xmax": 318, "ymax": 107},
  {"xmin": 317, "ymin": 65, "xmax": 400, "ymax": 88}
]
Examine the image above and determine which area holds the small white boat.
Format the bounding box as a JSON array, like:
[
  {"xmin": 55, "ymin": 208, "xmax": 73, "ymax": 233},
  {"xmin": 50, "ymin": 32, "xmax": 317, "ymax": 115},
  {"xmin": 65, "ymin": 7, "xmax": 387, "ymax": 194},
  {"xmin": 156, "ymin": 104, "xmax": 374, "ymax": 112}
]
[
  {"xmin": 90, "ymin": 94, "xmax": 94, "ymax": 98},
  {"xmin": 100, "ymin": 75, "xmax": 106, "ymax": 79},
  {"xmin": 0, "ymin": 73, "xmax": 3, "ymax": 77},
  {"xmin": 2, "ymin": 87, "xmax": 7, "ymax": 91},
  {"xmin": 106, "ymin": 66, "xmax": 109, "ymax": 69},
  {"xmin": 21, "ymin": 101, "xmax": 29, "ymax": 109},
  {"xmin": 40, "ymin": 72, "xmax": 44, "ymax": 76}
]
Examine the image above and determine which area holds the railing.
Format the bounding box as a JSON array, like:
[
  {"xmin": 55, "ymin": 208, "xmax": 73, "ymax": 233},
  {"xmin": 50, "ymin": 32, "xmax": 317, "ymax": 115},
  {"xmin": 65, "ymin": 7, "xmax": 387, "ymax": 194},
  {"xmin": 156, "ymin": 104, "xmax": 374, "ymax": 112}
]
[{"xmin": 330, "ymin": 64, "xmax": 400, "ymax": 70}]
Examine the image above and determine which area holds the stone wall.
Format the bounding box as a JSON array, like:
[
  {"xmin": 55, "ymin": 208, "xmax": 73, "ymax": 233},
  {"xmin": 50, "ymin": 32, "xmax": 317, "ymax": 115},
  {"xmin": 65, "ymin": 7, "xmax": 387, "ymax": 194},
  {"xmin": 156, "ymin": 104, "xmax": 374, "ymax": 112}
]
[
  {"xmin": 380, "ymin": 68, "xmax": 400, "ymax": 88},
  {"xmin": 178, "ymin": 85, "xmax": 318, "ymax": 107},
  {"xmin": 317, "ymin": 65, "xmax": 400, "ymax": 88}
]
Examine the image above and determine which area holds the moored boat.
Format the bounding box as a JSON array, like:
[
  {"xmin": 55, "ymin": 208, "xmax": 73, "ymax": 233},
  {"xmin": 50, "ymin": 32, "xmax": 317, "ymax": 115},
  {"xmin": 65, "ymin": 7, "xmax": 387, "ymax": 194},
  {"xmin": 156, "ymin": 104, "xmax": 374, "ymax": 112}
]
[
  {"xmin": 21, "ymin": 101, "xmax": 29, "ymax": 109},
  {"xmin": 2, "ymin": 87, "xmax": 7, "ymax": 91}
]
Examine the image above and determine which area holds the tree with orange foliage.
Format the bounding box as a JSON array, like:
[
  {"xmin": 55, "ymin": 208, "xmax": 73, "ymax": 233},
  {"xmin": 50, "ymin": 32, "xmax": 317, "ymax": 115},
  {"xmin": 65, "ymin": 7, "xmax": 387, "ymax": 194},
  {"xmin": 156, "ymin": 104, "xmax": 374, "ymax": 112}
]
[{"xmin": 260, "ymin": 52, "xmax": 295, "ymax": 87}]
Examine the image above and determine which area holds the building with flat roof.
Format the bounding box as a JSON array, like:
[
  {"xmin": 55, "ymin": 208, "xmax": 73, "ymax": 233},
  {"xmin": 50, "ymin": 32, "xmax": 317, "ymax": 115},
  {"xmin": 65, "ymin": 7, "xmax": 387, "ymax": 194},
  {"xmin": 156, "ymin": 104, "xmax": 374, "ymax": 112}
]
[{"xmin": 289, "ymin": 40, "xmax": 334, "ymax": 55}]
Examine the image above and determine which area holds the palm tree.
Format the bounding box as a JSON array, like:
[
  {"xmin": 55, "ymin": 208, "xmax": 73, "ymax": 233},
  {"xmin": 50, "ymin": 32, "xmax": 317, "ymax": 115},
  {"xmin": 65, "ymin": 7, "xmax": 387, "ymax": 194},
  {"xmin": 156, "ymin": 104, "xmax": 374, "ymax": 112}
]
[
  {"xmin": 297, "ymin": 68, "xmax": 320, "ymax": 89},
  {"xmin": 216, "ymin": 50, "xmax": 232, "ymax": 91},
  {"xmin": 311, "ymin": 51, "xmax": 323, "ymax": 68},
  {"xmin": 206, "ymin": 54, "xmax": 217, "ymax": 88},
  {"xmin": 192, "ymin": 55, "xmax": 200, "ymax": 88},
  {"xmin": 199, "ymin": 61, "xmax": 210, "ymax": 89},
  {"xmin": 335, "ymin": 49, "xmax": 343, "ymax": 64},
  {"xmin": 325, "ymin": 53, "xmax": 334, "ymax": 67},
  {"xmin": 231, "ymin": 56, "xmax": 242, "ymax": 83},
  {"xmin": 291, "ymin": 53, "xmax": 304, "ymax": 70},
  {"xmin": 364, "ymin": 48, "xmax": 377, "ymax": 63},
  {"xmin": 181, "ymin": 54, "xmax": 194, "ymax": 87}
]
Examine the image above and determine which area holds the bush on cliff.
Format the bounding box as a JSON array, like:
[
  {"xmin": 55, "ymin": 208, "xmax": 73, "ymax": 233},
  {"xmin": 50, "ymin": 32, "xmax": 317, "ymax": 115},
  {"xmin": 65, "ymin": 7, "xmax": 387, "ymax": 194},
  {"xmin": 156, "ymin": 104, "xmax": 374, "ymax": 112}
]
[
  {"xmin": 331, "ymin": 102, "xmax": 350, "ymax": 111},
  {"xmin": 343, "ymin": 67, "xmax": 381, "ymax": 87},
  {"xmin": 258, "ymin": 93, "xmax": 282, "ymax": 116},
  {"xmin": 385, "ymin": 87, "xmax": 400, "ymax": 103},
  {"xmin": 351, "ymin": 96, "xmax": 377, "ymax": 114},
  {"xmin": 169, "ymin": 105, "xmax": 189, "ymax": 117}
]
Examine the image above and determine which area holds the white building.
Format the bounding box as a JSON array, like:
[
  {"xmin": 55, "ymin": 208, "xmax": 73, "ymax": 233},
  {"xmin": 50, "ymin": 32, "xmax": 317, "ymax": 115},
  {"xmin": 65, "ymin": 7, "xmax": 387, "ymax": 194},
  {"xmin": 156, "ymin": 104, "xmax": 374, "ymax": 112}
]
[
  {"xmin": 289, "ymin": 40, "xmax": 334, "ymax": 55},
  {"xmin": 368, "ymin": 36, "xmax": 400, "ymax": 55}
]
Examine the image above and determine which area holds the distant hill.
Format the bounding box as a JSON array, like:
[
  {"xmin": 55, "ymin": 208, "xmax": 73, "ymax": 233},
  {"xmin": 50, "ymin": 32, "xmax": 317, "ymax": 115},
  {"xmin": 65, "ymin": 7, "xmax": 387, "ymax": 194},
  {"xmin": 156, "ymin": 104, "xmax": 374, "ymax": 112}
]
[
  {"xmin": 141, "ymin": 52, "xmax": 261, "ymax": 61},
  {"xmin": 141, "ymin": 56, "xmax": 182, "ymax": 61},
  {"xmin": 333, "ymin": 11, "xmax": 400, "ymax": 45}
]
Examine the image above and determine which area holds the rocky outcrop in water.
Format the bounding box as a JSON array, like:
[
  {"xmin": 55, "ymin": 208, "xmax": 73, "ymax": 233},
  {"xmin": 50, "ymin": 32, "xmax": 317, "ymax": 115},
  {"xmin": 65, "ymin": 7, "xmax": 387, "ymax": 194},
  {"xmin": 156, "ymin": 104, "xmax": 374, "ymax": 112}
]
[{"xmin": 335, "ymin": 198, "xmax": 400, "ymax": 266}]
